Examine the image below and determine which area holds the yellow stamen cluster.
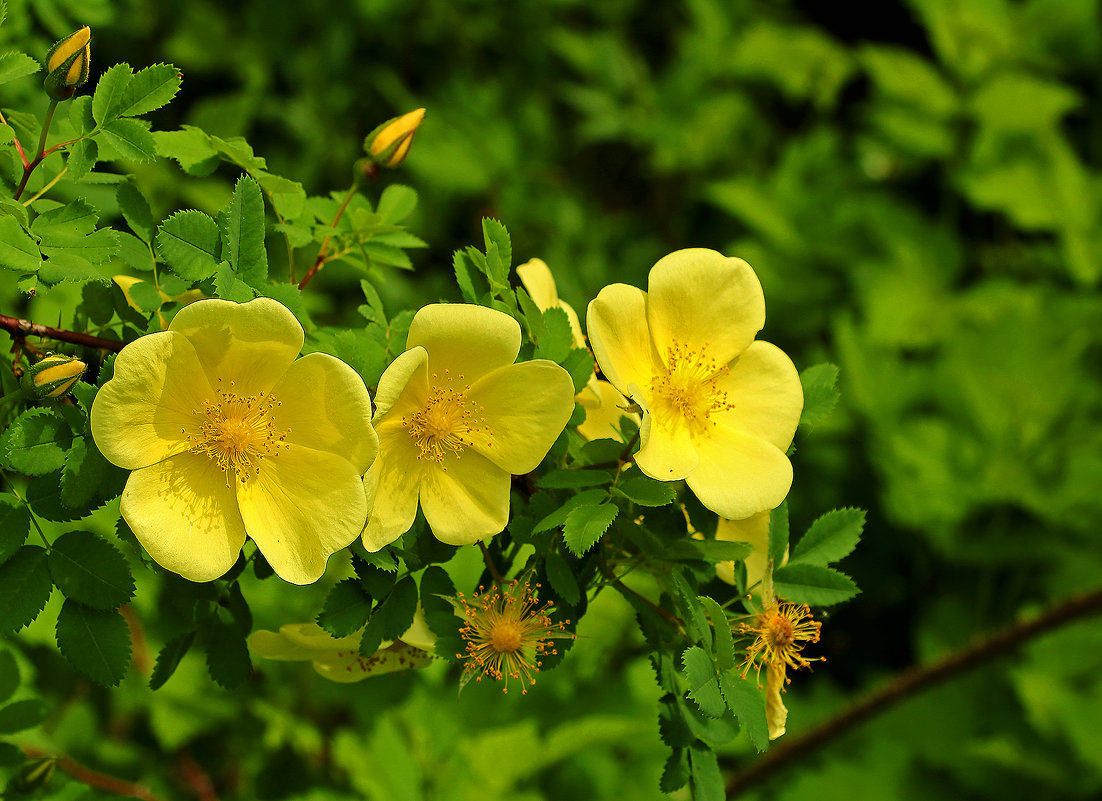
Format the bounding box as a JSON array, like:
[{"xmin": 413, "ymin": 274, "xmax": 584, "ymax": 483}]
[
  {"xmin": 649, "ymin": 340, "xmax": 734, "ymax": 437},
  {"xmin": 186, "ymin": 379, "xmax": 288, "ymax": 483},
  {"xmin": 457, "ymin": 580, "xmax": 574, "ymax": 694},
  {"xmin": 736, "ymin": 599, "xmax": 823, "ymax": 689},
  {"xmin": 404, "ymin": 370, "xmax": 492, "ymax": 467}
]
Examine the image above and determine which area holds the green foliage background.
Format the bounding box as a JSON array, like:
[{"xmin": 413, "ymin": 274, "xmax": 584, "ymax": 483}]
[{"xmin": 3, "ymin": 0, "xmax": 1102, "ymax": 798}]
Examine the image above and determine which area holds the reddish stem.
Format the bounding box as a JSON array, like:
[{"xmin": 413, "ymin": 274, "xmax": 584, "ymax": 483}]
[
  {"xmin": 0, "ymin": 312, "xmax": 125, "ymax": 353},
  {"xmin": 297, "ymin": 183, "xmax": 360, "ymax": 290},
  {"xmin": 21, "ymin": 747, "xmax": 166, "ymax": 801}
]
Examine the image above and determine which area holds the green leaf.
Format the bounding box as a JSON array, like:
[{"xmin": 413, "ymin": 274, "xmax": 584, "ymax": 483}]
[
  {"xmin": 718, "ymin": 672, "xmax": 769, "ymax": 752},
  {"xmin": 682, "ymin": 646, "xmax": 725, "ymax": 718},
  {"xmin": 0, "ymin": 494, "xmax": 30, "ymax": 568},
  {"xmin": 563, "ymin": 502, "xmax": 618, "ymax": 556},
  {"xmin": 544, "ymin": 551, "xmax": 581, "ymax": 606},
  {"xmin": 482, "ymin": 218, "xmax": 512, "ymax": 286},
  {"xmin": 772, "ymin": 563, "xmax": 859, "ymax": 606},
  {"xmin": 536, "ymin": 469, "xmax": 613, "ymax": 489},
  {"xmin": 202, "ymin": 617, "xmax": 252, "ymax": 689},
  {"xmin": 453, "ymin": 248, "xmax": 482, "ymax": 303},
  {"xmin": 670, "ymin": 540, "xmax": 753, "ymax": 564},
  {"xmin": 0, "ymin": 52, "xmax": 38, "ymax": 86},
  {"xmin": 799, "ymin": 363, "xmax": 840, "ymax": 429},
  {"xmin": 65, "ymin": 138, "xmax": 98, "ymax": 181},
  {"xmin": 91, "ymin": 63, "xmax": 134, "ymax": 126},
  {"xmin": 215, "ymin": 261, "xmax": 257, "ymax": 302},
  {"xmin": 155, "ymin": 209, "xmax": 221, "ymax": 281},
  {"xmin": 116, "ymin": 182, "xmax": 155, "ymax": 242},
  {"xmin": 369, "ymin": 575, "xmax": 418, "ymax": 643},
  {"xmin": 149, "ymin": 630, "xmax": 194, "ymax": 690},
  {"xmin": 660, "ymin": 748, "xmax": 689, "ymax": 793},
  {"xmin": 614, "ymin": 475, "xmax": 677, "ymax": 507},
  {"xmin": 377, "ymin": 184, "xmax": 418, "ymax": 223},
  {"xmin": 790, "ymin": 507, "xmax": 865, "ymax": 566},
  {"xmin": 219, "ymin": 175, "xmax": 268, "ymax": 287},
  {"xmin": 48, "ymin": 531, "xmax": 135, "ymax": 609},
  {"xmin": 39, "ymin": 228, "xmax": 120, "ymax": 266},
  {"xmin": 536, "ymin": 306, "xmax": 573, "ymax": 362},
  {"xmin": 0, "ymin": 651, "xmax": 18, "ymax": 704},
  {"xmin": 99, "ymin": 118, "xmax": 156, "ymax": 162},
  {"xmin": 0, "ymin": 699, "xmax": 47, "ymax": 735},
  {"xmin": 698, "ymin": 596, "xmax": 734, "ymax": 671},
  {"xmin": 55, "ymin": 600, "xmax": 132, "ymax": 686},
  {"xmin": 532, "ymin": 489, "xmax": 609, "ymax": 533},
  {"xmin": 0, "ymin": 408, "xmax": 73, "ymax": 475},
  {"xmin": 670, "ymin": 570, "xmax": 710, "ymax": 650},
  {"xmin": 153, "ymin": 126, "xmax": 219, "ymax": 175},
  {"xmin": 0, "ymin": 216, "xmax": 41, "ymax": 272},
  {"xmin": 317, "ymin": 578, "xmax": 372, "ymax": 638},
  {"xmin": 116, "ymin": 63, "xmax": 181, "ymax": 117},
  {"xmin": 689, "ymin": 743, "xmax": 725, "ymax": 801},
  {"xmin": 60, "ymin": 435, "xmax": 115, "ymax": 509},
  {"xmin": 768, "ymin": 502, "xmax": 789, "ymax": 567}
]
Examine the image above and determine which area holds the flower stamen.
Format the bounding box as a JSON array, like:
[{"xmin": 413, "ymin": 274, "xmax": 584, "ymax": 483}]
[
  {"xmin": 404, "ymin": 369, "xmax": 493, "ymax": 468},
  {"xmin": 185, "ymin": 379, "xmax": 289, "ymax": 483},
  {"xmin": 649, "ymin": 340, "xmax": 734, "ymax": 437},
  {"xmin": 736, "ymin": 598, "xmax": 824, "ymax": 689}
]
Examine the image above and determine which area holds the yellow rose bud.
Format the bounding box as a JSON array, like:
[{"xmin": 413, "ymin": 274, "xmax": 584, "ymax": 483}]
[
  {"xmin": 363, "ymin": 108, "xmax": 425, "ymax": 168},
  {"xmin": 44, "ymin": 26, "xmax": 91, "ymax": 100},
  {"xmin": 21, "ymin": 354, "xmax": 87, "ymax": 400}
]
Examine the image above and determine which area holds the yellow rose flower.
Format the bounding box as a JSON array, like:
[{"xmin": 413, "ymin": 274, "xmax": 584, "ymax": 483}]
[
  {"xmin": 516, "ymin": 258, "xmax": 638, "ymax": 442},
  {"xmin": 248, "ymin": 613, "xmax": 436, "ymax": 683},
  {"xmin": 586, "ymin": 249, "xmax": 803, "ymax": 519},
  {"xmin": 361, "ymin": 303, "xmax": 575, "ymax": 550},
  {"xmin": 91, "ymin": 298, "xmax": 378, "ymax": 584}
]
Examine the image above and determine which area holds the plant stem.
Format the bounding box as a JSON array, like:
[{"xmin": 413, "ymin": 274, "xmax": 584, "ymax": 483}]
[
  {"xmin": 724, "ymin": 584, "xmax": 1102, "ymax": 797},
  {"xmin": 478, "ymin": 541, "xmax": 504, "ymax": 584},
  {"xmin": 22, "ymin": 166, "xmax": 68, "ymax": 206},
  {"xmin": 613, "ymin": 578, "xmax": 683, "ymax": 628},
  {"xmin": 21, "ymin": 747, "xmax": 167, "ymax": 801},
  {"xmin": 0, "ymin": 107, "xmax": 31, "ymax": 168},
  {"xmin": 297, "ymin": 184, "xmax": 358, "ymax": 290},
  {"xmin": 13, "ymin": 99, "xmax": 59, "ymax": 201},
  {"xmin": 0, "ymin": 311, "xmax": 125, "ymax": 353}
]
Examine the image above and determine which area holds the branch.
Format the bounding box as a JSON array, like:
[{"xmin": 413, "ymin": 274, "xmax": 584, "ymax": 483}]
[
  {"xmin": 1, "ymin": 312, "xmax": 126, "ymax": 353},
  {"xmin": 297, "ymin": 184, "xmax": 359, "ymax": 290},
  {"xmin": 21, "ymin": 747, "xmax": 167, "ymax": 801},
  {"xmin": 724, "ymin": 584, "xmax": 1102, "ymax": 797}
]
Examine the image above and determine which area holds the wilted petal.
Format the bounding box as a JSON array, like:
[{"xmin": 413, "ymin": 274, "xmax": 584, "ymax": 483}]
[{"xmin": 766, "ymin": 663, "xmax": 789, "ymax": 740}]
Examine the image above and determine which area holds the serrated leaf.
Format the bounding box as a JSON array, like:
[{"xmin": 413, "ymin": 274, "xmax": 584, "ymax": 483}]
[
  {"xmin": 39, "ymin": 228, "xmax": 120, "ymax": 265},
  {"xmin": 0, "ymin": 494, "xmax": 30, "ymax": 568},
  {"xmin": 698, "ymin": 596, "xmax": 734, "ymax": 671},
  {"xmin": 689, "ymin": 743, "xmax": 725, "ymax": 801},
  {"xmin": 791, "ymin": 507, "xmax": 865, "ymax": 566},
  {"xmin": 768, "ymin": 502, "xmax": 789, "ymax": 567},
  {"xmin": 92, "ymin": 63, "xmax": 134, "ymax": 125},
  {"xmin": 682, "ymin": 646, "xmax": 725, "ymax": 718},
  {"xmin": 0, "ymin": 651, "xmax": 18, "ymax": 704},
  {"xmin": 0, "ymin": 215, "xmax": 41, "ymax": 271},
  {"xmin": 0, "ymin": 51, "xmax": 38, "ymax": 86},
  {"xmin": 368, "ymin": 575, "xmax": 418, "ymax": 643},
  {"xmin": 149, "ymin": 630, "xmax": 194, "ymax": 690},
  {"xmin": 116, "ymin": 63, "xmax": 181, "ymax": 117},
  {"xmin": 317, "ymin": 578, "xmax": 372, "ymax": 637},
  {"xmin": 563, "ymin": 502, "xmax": 618, "ymax": 556},
  {"xmin": 718, "ymin": 672, "xmax": 769, "ymax": 752},
  {"xmin": 670, "ymin": 570, "xmax": 710, "ymax": 650},
  {"xmin": 544, "ymin": 551, "xmax": 581, "ymax": 606},
  {"xmin": 772, "ymin": 563, "xmax": 859, "ymax": 606},
  {"xmin": 799, "ymin": 363, "xmax": 840, "ymax": 429},
  {"xmin": 116, "ymin": 182, "xmax": 154, "ymax": 242},
  {"xmin": 155, "ymin": 209, "xmax": 221, "ymax": 280},
  {"xmin": 55, "ymin": 600, "xmax": 131, "ymax": 686},
  {"xmin": 202, "ymin": 617, "xmax": 252, "ymax": 689},
  {"xmin": 219, "ymin": 175, "xmax": 267, "ymax": 287},
  {"xmin": 27, "ymin": 470, "xmax": 96, "ymax": 522},
  {"xmin": 453, "ymin": 249, "xmax": 481, "ymax": 303},
  {"xmin": 532, "ymin": 489, "xmax": 609, "ymax": 533},
  {"xmin": 536, "ymin": 469, "xmax": 613, "ymax": 489},
  {"xmin": 614, "ymin": 475, "xmax": 677, "ymax": 507},
  {"xmin": 60, "ymin": 435, "xmax": 105, "ymax": 509},
  {"xmin": 667, "ymin": 539, "xmax": 753, "ymax": 564},
  {"xmin": 0, "ymin": 408, "xmax": 72, "ymax": 475},
  {"xmin": 99, "ymin": 118, "xmax": 156, "ymax": 162},
  {"xmin": 0, "ymin": 699, "xmax": 47, "ymax": 734},
  {"xmin": 377, "ymin": 184, "xmax": 417, "ymax": 223},
  {"xmin": 536, "ymin": 306, "xmax": 573, "ymax": 362},
  {"xmin": 65, "ymin": 138, "xmax": 98, "ymax": 181},
  {"xmin": 660, "ymin": 748, "xmax": 689, "ymax": 793},
  {"xmin": 153, "ymin": 126, "xmax": 219, "ymax": 174},
  {"xmin": 481, "ymin": 218, "xmax": 511, "ymax": 285},
  {"xmin": 214, "ymin": 261, "xmax": 257, "ymax": 302},
  {"xmin": 48, "ymin": 531, "xmax": 134, "ymax": 609}
]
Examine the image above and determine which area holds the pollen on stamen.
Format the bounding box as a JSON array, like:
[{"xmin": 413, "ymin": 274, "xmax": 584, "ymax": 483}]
[
  {"xmin": 735, "ymin": 599, "xmax": 824, "ymax": 689},
  {"xmin": 404, "ymin": 371, "xmax": 493, "ymax": 469},
  {"xmin": 649, "ymin": 340, "xmax": 735, "ymax": 437},
  {"xmin": 185, "ymin": 388, "xmax": 290, "ymax": 484},
  {"xmin": 456, "ymin": 579, "xmax": 575, "ymax": 694}
]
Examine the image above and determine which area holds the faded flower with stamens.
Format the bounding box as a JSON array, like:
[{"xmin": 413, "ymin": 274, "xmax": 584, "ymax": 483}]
[
  {"xmin": 361, "ymin": 303, "xmax": 575, "ymax": 549},
  {"xmin": 586, "ymin": 249, "xmax": 803, "ymax": 519},
  {"xmin": 91, "ymin": 298, "xmax": 378, "ymax": 584},
  {"xmin": 455, "ymin": 578, "xmax": 575, "ymax": 694}
]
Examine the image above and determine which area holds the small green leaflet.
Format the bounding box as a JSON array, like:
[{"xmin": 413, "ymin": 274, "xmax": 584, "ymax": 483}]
[
  {"xmin": 790, "ymin": 507, "xmax": 865, "ymax": 566},
  {"xmin": 689, "ymin": 743, "xmax": 725, "ymax": 801},
  {"xmin": 536, "ymin": 469, "xmax": 613, "ymax": 489},
  {"xmin": 377, "ymin": 184, "xmax": 417, "ymax": 223},
  {"xmin": 155, "ymin": 209, "xmax": 221, "ymax": 280},
  {"xmin": 99, "ymin": 118, "xmax": 156, "ymax": 162},
  {"xmin": 0, "ymin": 495, "xmax": 30, "ymax": 567},
  {"xmin": 563, "ymin": 502, "xmax": 619, "ymax": 556},
  {"xmin": 772, "ymin": 563, "xmax": 859, "ymax": 606},
  {"xmin": 768, "ymin": 502, "xmax": 789, "ymax": 567},
  {"xmin": 201, "ymin": 617, "xmax": 252, "ymax": 689},
  {"xmin": 115, "ymin": 63, "xmax": 182, "ymax": 118},
  {"xmin": 0, "ymin": 52, "xmax": 38, "ymax": 86},
  {"xmin": 0, "ymin": 699, "xmax": 47, "ymax": 735},
  {"xmin": 149, "ymin": 630, "xmax": 195, "ymax": 690},
  {"xmin": 532, "ymin": 488, "xmax": 609, "ymax": 533},
  {"xmin": 718, "ymin": 672, "xmax": 769, "ymax": 752},
  {"xmin": 47, "ymin": 532, "xmax": 135, "ymax": 610},
  {"xmin": 317, "ymin": 578, "xmax": 372, "ymax": 638},
  {"xmin": 544, "ymin": 551, "xmax": 581, "ymax": 606},
  {"xmin": 219, "ymin": 175, "xmax": 268, "ymax": 287},
  {"xmin": 91, "ymin": 63, "xmax": 134, "ymax": 126},
  {"xmin": 799, "ymin": 363, "xmax": 840, "ymax": 429},
  {"xmin": 682, "ymin": 646, "xmax": 726, "ymax": 718},
  {"xmin": 698, "ymin": 595, "xmax": 734, "ymax": 671},
  {"xmin": 55, "ymin": 600, "xmax": 132, "ymax": 686},
  {"xmin": 614, "ymin": 475, "xmax": 677, "ymax": 507},
  {"xmin": 0, "ymin": 216, "xmax": 40, "ymax": 271},
  {"xmin": 0, "ymin": 408, "xmax": 73, "ymax": 475}
]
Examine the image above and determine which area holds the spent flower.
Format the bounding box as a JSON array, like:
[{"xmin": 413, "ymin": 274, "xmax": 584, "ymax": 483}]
[{"xmin": 91, "ymin": 298, "xmax": 378, "ymax": 584}]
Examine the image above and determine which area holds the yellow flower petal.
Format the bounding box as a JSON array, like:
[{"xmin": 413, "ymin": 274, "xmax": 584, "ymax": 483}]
[
  {"xmin": 270, "ymin": 352, "xmax": 379, "ymax": 474},
  {"xmin": 361, "ymin": 421, "xmax": 425, "ymax": 551},
  {"xmin": 714, "ymin": 511, "xmax": 771, "ymax": 587},
  {"xmin": 646, "ymin": 249, "xmax": 765, "ymax": 368},
  {"xmin": 419, "ymin": 450, "xmax": 510, "ymax": 545},
  {"xmin": 577, "ymin": 379, "xmax": 636, "ymax": 442},
  {"xmin": 248, "ymin": 623, "xmax": 361, "ymax": 660},
  {"xmin": 120, "ymin": 453, "xmax": 247, "ymax": 582},
  {"xmin": 715, "ymin": 341, "xmax": 803, "ymax": 451},
  {"xmin": 686, "ymin": 427, "xmax": 793, "ymax": 519},
  {"xmin": 91, "ymin": 331, "xmax": 212, "ymax": 470},
  {"xmin": 586, "ymin": 283, "xmax": 656, "ymax": 396},
  {"xmin": 633, "ymin": 394, "xmax": 699, "ymax": 481},
  {"xmin": 766, "ymin": 663, "xmax": 789, "ymax": 740},
  {"xmin": 236, "ymin": 444, "xmax": 367, "ymax": 585},
  {"xmin": 516, "ymin": 258, "xmax": 559, "ymax": 309},
  {"xmin": 468, "ymin": 360, "xmax": 575, "ymax": 474},
  {"xmin": 169, "ymin": 298, "xmax": 304, "ymax": 396},
  {"xmin": 407, "ymin": 303, "xmax": 520, "ymax": 384},
  {"xmin": 373, "ymin": 347, "xmax": 428, "ymax": 419}
]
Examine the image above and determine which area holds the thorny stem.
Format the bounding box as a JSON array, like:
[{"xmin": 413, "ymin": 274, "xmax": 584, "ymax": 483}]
[
  {"xmin": 297, "ymin": 184, "xmax": 359, "ymax": 290},
  {"xmin": 21, "ymin": 747, "xmax": 167, "ymax": 801},
  {"xmin": 724, "ymin": 584, "xmax": 1102, "ymax": 797},
  {"xmin": 479, "ymin": 541, "xmax": 504, "ymax": 584},
  {"xmin": 1, "ymin": 312, "xmax": 126, "ymax": 353}
]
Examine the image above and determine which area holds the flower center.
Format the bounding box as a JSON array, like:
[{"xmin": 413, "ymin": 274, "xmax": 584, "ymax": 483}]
[
  {"xmin": 737, "ymin": 600, "xmax": 824, "ymax": 688},
  {"xmin": 649, "ymin": 340, "xmax": 733, "ymax": 437},
  {"xmin": 404, "ymin": 370, "xmax": 492, "ymax": 467},
  {"xmin": 186, "ymin": 380, "xmax": 289, "ymax": 483}
]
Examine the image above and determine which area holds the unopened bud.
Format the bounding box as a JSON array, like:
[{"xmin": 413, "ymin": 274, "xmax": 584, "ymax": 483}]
[
  {"xmin": 12, "ymin": 757, "xmax": 56, "ymax": 793},
  {"xmin": 44, "ymin": 26, "xmax": 91, "ymax": 100},
  {"xmin": 363, "ymin": 108, "xmax": 425, "ymax": 168},
  {"xmin": 21, "ymin": 354, "xmax": 87, "ymax": 400}
]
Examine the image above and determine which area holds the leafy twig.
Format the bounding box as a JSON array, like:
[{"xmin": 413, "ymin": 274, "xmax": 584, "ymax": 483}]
[{"xmin": 297, "ymin": 184, "xmax": 359, "ymax": 290}]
